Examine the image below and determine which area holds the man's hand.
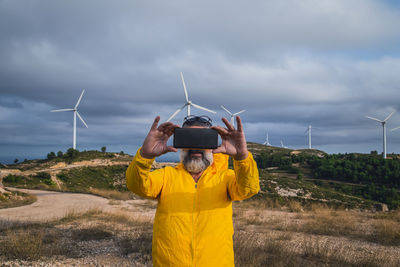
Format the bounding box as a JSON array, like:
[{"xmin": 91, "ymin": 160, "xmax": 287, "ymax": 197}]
[
  {"xmin": 140, "ymin": 116, "xmax": 179, "ymax": 159},
  {"xmin": 211, "ymin": 116, "xmax": 249, "ymax": 160}
]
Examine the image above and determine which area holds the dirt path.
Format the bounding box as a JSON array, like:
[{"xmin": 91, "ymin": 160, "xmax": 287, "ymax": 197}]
[{"xmin": 0, "ymin": 188, "xmax": 156, "ymax": 222}]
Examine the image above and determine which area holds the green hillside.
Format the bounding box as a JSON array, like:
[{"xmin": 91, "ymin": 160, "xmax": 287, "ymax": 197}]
[
  {"xmin": 2, "ymin": 144, "xmax": 399, "ymax": 210},
  {"xmin": 248, "ymin": 142, "xmax": 399, "ymax": 210}
]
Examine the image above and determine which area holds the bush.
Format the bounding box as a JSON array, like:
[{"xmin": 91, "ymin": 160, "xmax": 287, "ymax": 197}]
[
  {"xmin": 3, "ymin": 175, "xmax": 23, "ymax": 184},
  {"xmin": 35, "ymin": 172, "xmax": 51, "ymax": 180},
  {"xmin": 47, "ymin": 152, "xmax": 56, "ymax": 160},
  {"xmin": 56, "ymin": 173, "xmax": 68, "ymax": 182},
  {"xmin": 65, "ymin": 148, "xmax": 79, "ymax": 158}
]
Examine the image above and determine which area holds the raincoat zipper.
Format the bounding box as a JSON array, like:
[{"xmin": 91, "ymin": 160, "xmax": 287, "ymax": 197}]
[{"xmin": 192, "ymin": 182, "xmax": 197, "ymax": 267}]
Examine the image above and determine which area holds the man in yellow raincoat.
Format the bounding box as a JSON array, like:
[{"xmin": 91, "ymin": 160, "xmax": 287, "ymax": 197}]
[{"xmin": 126, "ymin": 115, "xmax": 259, "ymax": 266}]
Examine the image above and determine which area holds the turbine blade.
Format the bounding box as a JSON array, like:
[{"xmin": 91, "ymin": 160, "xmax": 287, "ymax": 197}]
[
  {"xmin": 304, "ymin": 129, "xmax": 309, "ymax": 134},
  {"xmin": 76, "ymin": 112, "xmax": 88, "ymax": 128},
  {"xmin": 180, "ymin": 72, "xmax": 189, "ymax": 102},
  {"xmin": 384, "ymin": 111, "xmax": 395, "ymax": 122},
  {"xmin": 366, "ymin": 116, "xmax": 383, "ymax": 123},
  {"xmin": 167, "ymin": 104, "xmax": 187, "ymax": 122},
  {"xmin": 391, "ymin": 126, "xmax": 400, "ymax": 132},
  {"xmin": 220, "ymin": 105, "xmax": 233, "ymax": 115},
  {"xmin": 51, "ymin": 109, "xmax": 74, "ymax": 112},
  {"xmin": 191, "ymin": 103, "xmax": 216, "ymax": 114},
  {"xmin": 233, "ymin": 110, "xmax": 246, "ymax": 116},
  {"xmin": 75, "ymin": 89, "xmax": 85, "ymax": 109}
]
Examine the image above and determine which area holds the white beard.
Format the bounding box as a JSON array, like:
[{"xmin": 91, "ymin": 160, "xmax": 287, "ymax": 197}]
[{"xmin": 180, "ymin": 150, "xmax": 214, "ymax": 173}]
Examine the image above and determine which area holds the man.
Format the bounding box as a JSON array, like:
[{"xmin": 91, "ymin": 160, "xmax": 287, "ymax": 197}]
[{"xmin": 126, "ymin": 115, "xmax": 259, "ymax": 266}]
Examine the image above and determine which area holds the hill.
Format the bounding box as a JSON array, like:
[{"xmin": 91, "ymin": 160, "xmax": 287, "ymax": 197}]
[
  {"xmin": 248, "ymin": 142, "xmax": 398, "ymax": 210},
  {"xmin": 2, "ymin": 145, "xmax": 398, "ymax": 210}
]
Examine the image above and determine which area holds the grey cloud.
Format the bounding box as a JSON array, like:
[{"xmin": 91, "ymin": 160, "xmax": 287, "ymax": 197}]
[{"xmin": 2, "ymin": 0, "xmax": 400, "ymax": 162}]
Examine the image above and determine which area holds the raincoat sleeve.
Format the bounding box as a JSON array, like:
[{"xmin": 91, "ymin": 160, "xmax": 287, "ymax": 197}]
[
  {"xmin": 126, "ymin": 148, "xmax": 165, "ymax": 199},
  {"xmin": 227, "ymin": 152, "xmax": 260, "ymax": 201}
]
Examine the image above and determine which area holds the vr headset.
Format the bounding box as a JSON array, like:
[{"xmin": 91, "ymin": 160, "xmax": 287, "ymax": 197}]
[{"xmin": 173, "ymin": 128, "xmax": 218, "ymax": 149}]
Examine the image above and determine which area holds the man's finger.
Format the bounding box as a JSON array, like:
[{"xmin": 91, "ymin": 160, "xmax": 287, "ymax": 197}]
[
  {"xmin": 158, "ymin": 122, "xmax": 176, "ymax": 132},
  {"xmin": 150, "ymin": 116, "xmax": 160, "ymax": 131},
  {"xmin": 236, "ymin": 116, "xmax": 243, "ymax": 132},
  {"xmin": 212, "ymin": 146, "xmax": 225, "ymax": 154},
  {"xmin": 222, "ymin": 117, "xmax": 235, "ymax": 131},
  {"xmin": 165, "ymin": 124, "xmax": 179, "ymax": 136},
  {"xmin": 211, "ymin": 126, "xmax": 229, "ymax": 136},
  {"xmin": 167, "ymin": 146, "xmax": 178, "ymax": 153}
]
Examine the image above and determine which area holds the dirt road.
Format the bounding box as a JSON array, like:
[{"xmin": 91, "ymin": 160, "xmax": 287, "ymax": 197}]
[{"xmin": 0, "ymin": 188, "xmax": 156, "ymax": 222}]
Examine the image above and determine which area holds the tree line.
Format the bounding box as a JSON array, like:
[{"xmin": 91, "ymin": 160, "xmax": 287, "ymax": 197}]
[{"xmin": 255, "ymin": 151, "xmax": 400, "ymax": 209}]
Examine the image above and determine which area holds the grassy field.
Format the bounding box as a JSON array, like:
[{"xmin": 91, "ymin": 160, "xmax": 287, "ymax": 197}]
[{"xmin": 0, "ymin": 199, "xmax": 399, "ymax": 266}]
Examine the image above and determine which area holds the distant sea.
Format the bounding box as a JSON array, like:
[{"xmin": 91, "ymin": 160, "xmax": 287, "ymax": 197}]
[{"xmin": 0, "ymin": 152, "xmax": 180, "ymax": 165}]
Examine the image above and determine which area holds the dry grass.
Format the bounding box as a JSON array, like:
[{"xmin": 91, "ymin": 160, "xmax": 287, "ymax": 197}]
[
  {"xmin": 0, "ymin": 190, "xmax": 37, "ymax": 209},
  {"xmin": 1, "ymin": 200, "xmax": 399, "ymax": 266},
  {"xmin": 233, "ymin": 200, "xmax": 400, "ymax": 267},
  {"xmin": 371, "ymin": 219, "xmax": 400, "ymax": 245},
  {"xmin": 71, "ymin": 226, "xmax": 113, "ymax": 241},
  {"xmin": 88, "ymin": 188, "xmax": 136, "ymax": 200}
]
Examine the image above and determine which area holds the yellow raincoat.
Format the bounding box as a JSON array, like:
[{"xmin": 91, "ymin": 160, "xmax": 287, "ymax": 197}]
[{"xmin": 126, "ymin": 148, "xmax": 259, "ymax": 266}]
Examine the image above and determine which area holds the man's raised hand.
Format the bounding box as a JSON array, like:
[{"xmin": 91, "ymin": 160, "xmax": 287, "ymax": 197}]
[
  {"xmin": 140, "ymin": 116, "xmax": 179, "ymax": 159},
  {"xmin": 211, "ymin": 116, "xmax": 249, "ymax": 160}
]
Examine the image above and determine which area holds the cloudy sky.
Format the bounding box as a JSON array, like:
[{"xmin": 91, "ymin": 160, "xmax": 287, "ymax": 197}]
[{"xmin": 1, "ymin": 0, "xmax": 400, "ymax": 163}]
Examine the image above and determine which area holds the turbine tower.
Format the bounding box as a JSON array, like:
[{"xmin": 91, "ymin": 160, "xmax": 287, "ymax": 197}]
[
  {"xmin": 263, "ymin": 133, "xmax": 271, "ymax": 146},
  {"xmin": 167, "ymin": 72, "xmax": 216, "ymax": 122},
  {"xmin": 220, "ymin": 105, "xmax": 246, "ymax": 126},
  {"xmin": 366, "ymin": 111, "xmax": 395, "ymax": 159},
  {"xmin": 51, "ymin": 89, "xmax": 88, "ymax": 150},
  {"xmin": 305, "ymin": 124, "xmax": 312, "ymax": 149}
]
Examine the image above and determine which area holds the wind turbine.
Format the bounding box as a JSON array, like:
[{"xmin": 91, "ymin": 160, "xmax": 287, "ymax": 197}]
[
  {"xmin": 51, "ymin": 89, "xmax": 88, "ymax": 150},
  {"xmin": 366, "ymin": 111, "xmax": 395, "ymax": 159},
  {"xmin": 263, "ymin": 133, "xmax": 271, "ymax": 146},
  {"xmin": 220, "ymin": 105, "xmax": 246, "ymax": 126},
  {"xmin": 281, "ymin": 140, "xmax": 288, "ymax": 149},
  {"xmin": 167, "ymin": 72, "xmax": 216, "ymax": 122},
  {"xmin": 305, "ymin": 123, "xmax": 313, "ymax": 149}
]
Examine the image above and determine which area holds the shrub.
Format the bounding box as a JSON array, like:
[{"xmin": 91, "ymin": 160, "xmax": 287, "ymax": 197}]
[
  {"xmin": 47, "ymin": 152, "xmax": 56, "ymax": 160},
  {"xmin": 65, "ymin": 148, "xmax": 79, "ymax": 158},
  {"xmin": 3, "ymin": 175, "xmax": 23, "ymax": 183},
  {"xmin": 35, "ymin": 172, "xmax": 51, "ymax": 180}
]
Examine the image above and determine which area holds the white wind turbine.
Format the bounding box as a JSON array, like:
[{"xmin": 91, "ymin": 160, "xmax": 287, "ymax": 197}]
[
  {"xmin": 51, "ymin": 89, "xmax": 88, "ymax": 150},
  {"xmin": 167, "ymin": 72, "xmax": 216, "ymax": 122},
  {"xmin": 366, "ymin": 111, "xmax": 395, "ymax": 159},
  {"xmin": 263, "ymin": 133, "xmax": 271, "ymax": 146},
  {"xmin": 220, "ymin": 105, "xmax": 246, "ymax": 126},
  {"xmin": 305, "ymin": 123, "xmax": 313, "ymax": 149}
]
